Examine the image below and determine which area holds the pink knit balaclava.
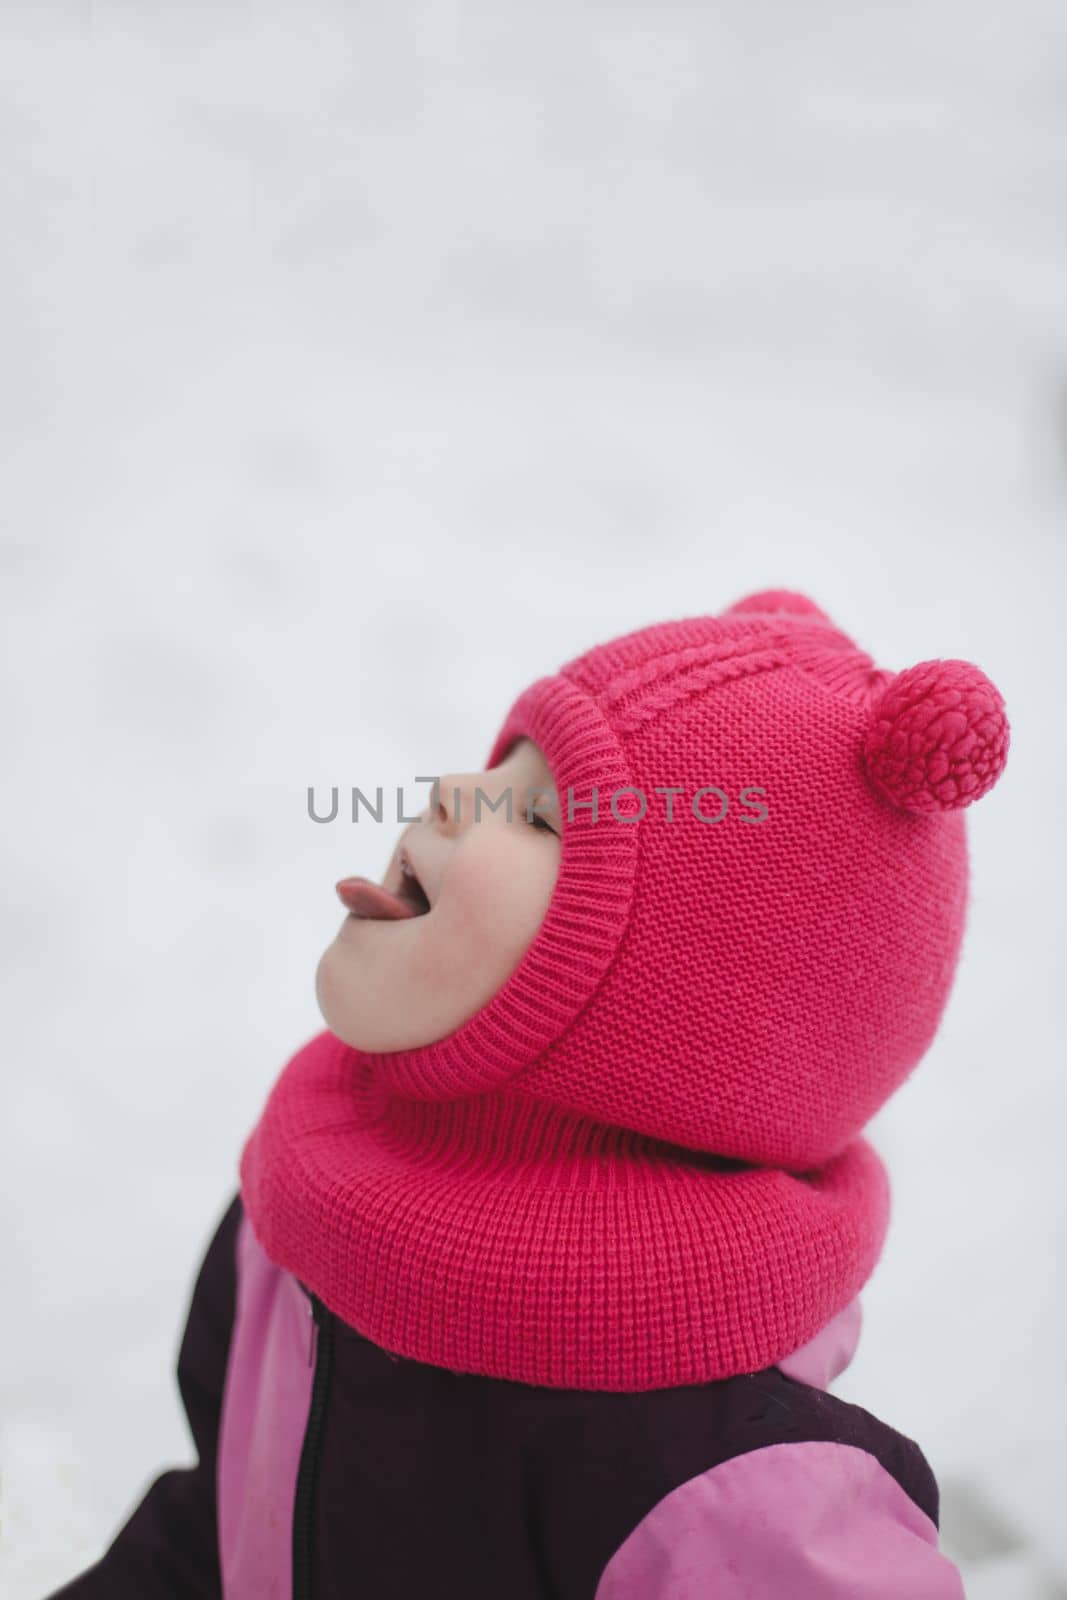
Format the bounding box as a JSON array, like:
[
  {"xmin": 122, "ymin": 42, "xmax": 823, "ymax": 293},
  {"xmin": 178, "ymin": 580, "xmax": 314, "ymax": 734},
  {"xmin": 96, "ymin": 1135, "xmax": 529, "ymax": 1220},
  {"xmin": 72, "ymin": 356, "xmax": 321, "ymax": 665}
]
[{"xmin": 240, "ymin": 590, "xmax": 1010, "ymax": 1390}]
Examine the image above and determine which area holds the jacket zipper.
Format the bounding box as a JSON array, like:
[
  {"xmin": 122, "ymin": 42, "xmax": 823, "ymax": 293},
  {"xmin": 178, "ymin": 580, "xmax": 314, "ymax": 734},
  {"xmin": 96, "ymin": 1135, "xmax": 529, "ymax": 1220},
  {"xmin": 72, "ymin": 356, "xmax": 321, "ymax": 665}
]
[{"xmin": 292, "ymin": 1286, "xmax": 335, "ymax": 1600}]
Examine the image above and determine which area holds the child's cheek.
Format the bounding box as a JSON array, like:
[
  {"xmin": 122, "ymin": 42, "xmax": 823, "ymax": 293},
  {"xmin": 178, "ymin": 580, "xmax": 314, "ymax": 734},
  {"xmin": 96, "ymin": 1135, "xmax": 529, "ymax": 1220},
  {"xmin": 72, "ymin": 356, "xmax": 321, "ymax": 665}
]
[{"xmin": 414, "ymin": 833, "xmax": 553, "ymax": 990}]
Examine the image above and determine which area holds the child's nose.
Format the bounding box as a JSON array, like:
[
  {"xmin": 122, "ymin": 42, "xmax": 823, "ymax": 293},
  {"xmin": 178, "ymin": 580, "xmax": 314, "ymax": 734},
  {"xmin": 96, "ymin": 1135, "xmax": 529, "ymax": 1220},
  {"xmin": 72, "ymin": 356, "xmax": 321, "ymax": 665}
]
[{"xmin": 433, "ymin": 770, "xmax": 511, "ymax": 834}]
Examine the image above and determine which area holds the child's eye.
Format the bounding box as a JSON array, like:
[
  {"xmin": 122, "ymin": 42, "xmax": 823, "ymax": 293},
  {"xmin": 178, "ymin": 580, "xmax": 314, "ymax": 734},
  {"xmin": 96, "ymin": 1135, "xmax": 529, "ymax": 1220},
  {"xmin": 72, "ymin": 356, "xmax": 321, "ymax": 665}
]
[{"xmin": 526, "ymin": 810, "xmax": 558, "ymax": 836}]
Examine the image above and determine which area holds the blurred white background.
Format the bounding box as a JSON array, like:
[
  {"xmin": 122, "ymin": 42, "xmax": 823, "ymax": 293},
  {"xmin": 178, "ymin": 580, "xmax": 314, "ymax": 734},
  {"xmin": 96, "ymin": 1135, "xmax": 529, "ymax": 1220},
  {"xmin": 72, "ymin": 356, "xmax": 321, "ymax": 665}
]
[{"xmin": 1, "ymin": 3, "xmax": 1065, "ymax": 1596}]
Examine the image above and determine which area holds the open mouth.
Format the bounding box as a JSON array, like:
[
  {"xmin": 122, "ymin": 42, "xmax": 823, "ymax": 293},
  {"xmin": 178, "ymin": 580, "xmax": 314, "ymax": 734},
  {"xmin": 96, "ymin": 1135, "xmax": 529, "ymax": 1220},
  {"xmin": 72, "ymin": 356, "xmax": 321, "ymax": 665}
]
[{"xmin": 335, "ymin": 847, "xmax": 431, "ymax": 921}]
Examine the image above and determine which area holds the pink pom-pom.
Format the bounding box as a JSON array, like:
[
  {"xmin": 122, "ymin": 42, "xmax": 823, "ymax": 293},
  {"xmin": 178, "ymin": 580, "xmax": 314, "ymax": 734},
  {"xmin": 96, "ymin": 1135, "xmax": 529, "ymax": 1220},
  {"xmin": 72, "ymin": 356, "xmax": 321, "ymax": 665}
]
[{"xmin": 862, "ymin": 659, "xmax": 1009, "ymax": 814}]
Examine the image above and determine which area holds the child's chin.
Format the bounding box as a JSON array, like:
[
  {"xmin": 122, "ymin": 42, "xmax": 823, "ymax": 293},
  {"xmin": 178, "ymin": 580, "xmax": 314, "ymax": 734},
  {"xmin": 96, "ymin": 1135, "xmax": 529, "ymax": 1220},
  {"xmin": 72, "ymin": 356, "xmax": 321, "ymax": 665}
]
[
  {"xmin": 314, "ymin": 945, "xmax": 398, "ymax": 1053},
  {"xmin": 313, "ymin": 946, "xmax": 357, "ymax": 1038}
]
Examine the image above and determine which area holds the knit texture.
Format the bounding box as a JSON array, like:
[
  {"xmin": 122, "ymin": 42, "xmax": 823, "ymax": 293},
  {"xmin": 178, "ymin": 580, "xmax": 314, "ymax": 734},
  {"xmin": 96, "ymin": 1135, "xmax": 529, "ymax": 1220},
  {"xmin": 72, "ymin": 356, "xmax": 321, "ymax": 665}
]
[
  {"xmin": 240, "ymin": 1028, "xmax": 888, "ymax": 1389},
  {"xmin": 239, "ymin": 589, "xmax": 1009, "ymax": 1390}
]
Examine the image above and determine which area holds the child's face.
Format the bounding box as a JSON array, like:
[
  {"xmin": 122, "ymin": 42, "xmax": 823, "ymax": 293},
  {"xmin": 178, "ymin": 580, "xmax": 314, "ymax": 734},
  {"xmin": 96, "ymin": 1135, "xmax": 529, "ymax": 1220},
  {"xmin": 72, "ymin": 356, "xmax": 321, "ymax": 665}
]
[{"xmin": 316, "ymin": 737, "xmax": 562, "ymax": 1052}]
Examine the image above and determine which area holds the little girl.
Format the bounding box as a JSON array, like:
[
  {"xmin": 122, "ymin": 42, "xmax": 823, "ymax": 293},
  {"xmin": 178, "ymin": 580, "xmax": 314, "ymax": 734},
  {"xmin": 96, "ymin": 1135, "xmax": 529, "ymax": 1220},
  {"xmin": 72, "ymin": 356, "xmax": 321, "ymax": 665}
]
[{"xmin": 50, "ymin": 589, "xmax": 1009, "ymax": 1599}]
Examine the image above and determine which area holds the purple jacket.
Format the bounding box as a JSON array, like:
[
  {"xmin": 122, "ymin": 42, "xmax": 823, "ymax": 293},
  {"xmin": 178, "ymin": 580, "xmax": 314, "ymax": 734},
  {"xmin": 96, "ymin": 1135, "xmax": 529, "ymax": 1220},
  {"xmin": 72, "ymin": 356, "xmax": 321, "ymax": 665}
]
[{"xmin": 48, "ymin": 1190, "xmax": 965, "ymax": 1599}]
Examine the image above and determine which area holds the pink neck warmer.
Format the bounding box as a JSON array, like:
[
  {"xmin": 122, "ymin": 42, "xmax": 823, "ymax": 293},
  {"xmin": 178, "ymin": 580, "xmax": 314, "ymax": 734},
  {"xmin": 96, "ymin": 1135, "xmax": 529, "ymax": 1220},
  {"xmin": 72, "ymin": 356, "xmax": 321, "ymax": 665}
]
[
  {"xmin": 240, "ymin": 1028, "xmax": 888, "ymax": 1390},
  {"xmin": 240, "ymin": 589, "xmax": 1009, "ymax": 1391}
]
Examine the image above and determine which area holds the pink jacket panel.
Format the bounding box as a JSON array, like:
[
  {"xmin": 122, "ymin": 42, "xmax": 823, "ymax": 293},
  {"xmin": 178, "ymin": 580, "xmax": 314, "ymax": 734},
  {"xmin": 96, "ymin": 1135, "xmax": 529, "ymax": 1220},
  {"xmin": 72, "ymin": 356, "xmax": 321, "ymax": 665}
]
[
  {"xmin": 594, "ymin": 1439, "xmax": 966, "ymax": 1599},
  {"xmin": 216, "ymin": 1214, "xmax": 315, "ymax": 1600}
]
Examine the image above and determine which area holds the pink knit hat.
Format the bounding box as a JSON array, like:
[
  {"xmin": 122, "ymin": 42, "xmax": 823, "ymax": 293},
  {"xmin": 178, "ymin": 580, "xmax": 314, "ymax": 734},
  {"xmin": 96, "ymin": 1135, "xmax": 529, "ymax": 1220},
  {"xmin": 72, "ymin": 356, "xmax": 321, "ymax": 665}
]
[{"xmin": 240, "ymin": 590, "xmax": 1010, "ymax": 1389}]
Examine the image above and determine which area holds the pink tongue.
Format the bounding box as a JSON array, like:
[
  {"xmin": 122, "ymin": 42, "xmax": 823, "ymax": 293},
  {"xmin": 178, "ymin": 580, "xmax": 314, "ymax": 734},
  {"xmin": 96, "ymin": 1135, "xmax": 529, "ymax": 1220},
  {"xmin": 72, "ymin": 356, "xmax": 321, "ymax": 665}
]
[{"xmin": 335, "ymin": 876, "xmax": 419, "ymax": 920}]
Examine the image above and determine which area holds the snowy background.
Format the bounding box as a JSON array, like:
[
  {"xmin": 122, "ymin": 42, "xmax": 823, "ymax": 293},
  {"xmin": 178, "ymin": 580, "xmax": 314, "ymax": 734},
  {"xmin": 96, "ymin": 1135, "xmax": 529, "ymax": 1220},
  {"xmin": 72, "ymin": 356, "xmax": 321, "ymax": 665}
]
[{"xmin": 2, "ymin": 3, "xmax": 1065, "ymax": 1596}]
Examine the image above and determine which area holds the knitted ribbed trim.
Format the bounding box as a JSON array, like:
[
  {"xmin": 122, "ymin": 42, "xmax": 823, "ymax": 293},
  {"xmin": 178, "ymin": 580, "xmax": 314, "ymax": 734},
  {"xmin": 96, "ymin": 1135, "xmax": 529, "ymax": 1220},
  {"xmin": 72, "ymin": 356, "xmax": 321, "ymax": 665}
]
[
  {"xmin": 239, "ymin": 1029, "xmax": 890, "ymax": 1392},
  {"xmin": 358, "ymin": 674, "xmax": 640, "ymax": 1102}
]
